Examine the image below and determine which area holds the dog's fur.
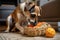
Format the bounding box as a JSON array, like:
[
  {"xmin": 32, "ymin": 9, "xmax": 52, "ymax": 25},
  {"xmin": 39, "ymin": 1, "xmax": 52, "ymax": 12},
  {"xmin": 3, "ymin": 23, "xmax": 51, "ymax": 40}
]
[
  {"xmin": 5, "ymin": 2, "xmax": 41, "ymax": 34},
  {"xmin": 5, "ymin": 2, "xmax": 30, "ymax": 32}
]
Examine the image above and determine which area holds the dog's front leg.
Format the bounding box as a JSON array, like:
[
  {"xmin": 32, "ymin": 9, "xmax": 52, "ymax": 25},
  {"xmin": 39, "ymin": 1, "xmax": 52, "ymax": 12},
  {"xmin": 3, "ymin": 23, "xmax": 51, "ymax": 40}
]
[
  {"xmin": 15, "ymin": 22, "xmax": 24, "ymax": 34},
  {"xmin": 5, "ymin": 15, "xmax": 12, "ymax": 32}
]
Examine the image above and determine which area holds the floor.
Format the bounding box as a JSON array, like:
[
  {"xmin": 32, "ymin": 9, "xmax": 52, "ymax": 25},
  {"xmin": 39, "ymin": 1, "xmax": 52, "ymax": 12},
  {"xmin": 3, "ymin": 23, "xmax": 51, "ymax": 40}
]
[{"xmin": 0, "ymin": 33, "xmax": 60, "ymax": 40}]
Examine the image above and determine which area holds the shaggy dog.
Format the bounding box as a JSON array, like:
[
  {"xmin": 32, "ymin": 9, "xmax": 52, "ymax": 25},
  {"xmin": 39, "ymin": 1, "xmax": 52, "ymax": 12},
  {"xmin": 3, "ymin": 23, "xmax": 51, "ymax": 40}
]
[{"xmin": 5, "ymin": 2, "xmax": 41, "ymax": 34}]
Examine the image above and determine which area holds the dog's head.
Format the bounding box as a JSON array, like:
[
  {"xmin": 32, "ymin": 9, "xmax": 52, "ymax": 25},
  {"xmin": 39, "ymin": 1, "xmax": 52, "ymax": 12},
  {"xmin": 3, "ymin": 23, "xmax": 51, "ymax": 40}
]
[
  {"xmin": 21, "ymin": 2, "xmax": 41, "ymax": 25},
  {"xmin": 25, "ymin": 2, "xmax": 41, "ymax": 26},
  {"xmin": 20, "ymin": 2, "xmax": 41, "ymax": 19},
  {"xmin": 25, "ymin": 2, "xmax": 41, "ymax": 18}
]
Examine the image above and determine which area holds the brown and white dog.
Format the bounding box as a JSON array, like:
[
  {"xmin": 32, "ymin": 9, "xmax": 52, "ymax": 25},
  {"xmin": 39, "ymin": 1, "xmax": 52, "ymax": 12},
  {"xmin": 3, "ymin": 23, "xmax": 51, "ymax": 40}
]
[{"xmin": 5, "ymin": 2, "xmax": 41, "ymax": 34}]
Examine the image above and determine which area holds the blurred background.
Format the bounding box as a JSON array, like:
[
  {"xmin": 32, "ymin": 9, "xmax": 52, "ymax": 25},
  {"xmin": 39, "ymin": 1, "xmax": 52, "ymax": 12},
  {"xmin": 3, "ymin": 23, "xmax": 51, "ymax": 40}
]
[{"xmin": 0, "ymin": 0, "xmax": 60, "ymax": 32}]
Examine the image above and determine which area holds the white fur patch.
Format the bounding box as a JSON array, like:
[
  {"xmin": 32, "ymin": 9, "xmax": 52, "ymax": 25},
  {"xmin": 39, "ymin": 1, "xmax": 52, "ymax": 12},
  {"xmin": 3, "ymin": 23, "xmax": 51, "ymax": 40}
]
[
  {"xmin": 31, "ymin": 12, "xmax": 36, "ymax": 14},
  {"xmin": 5, "ymin": 15, "xmax": 12, "ymax": 32},
  {"xmin": 20, "ymin": 2, "xmax": 27, "ymax": 18},
  {"xmin": 38, "ymin": 13, "xmax": 41, "ymax": 16},
  {"xmin": 7, "ymin": 15, "xmax": 12, "ymax": 22},
  {"xmin": 31, "ymin": 12, "xmax": 41, "ymax": 16},
  {"xmin": 30, "ymin": 19, "xmax": 35, "ymax": 23},
  {"xmin": 20, "ymin": 2, "xmax": 26, "ymax": 11}
]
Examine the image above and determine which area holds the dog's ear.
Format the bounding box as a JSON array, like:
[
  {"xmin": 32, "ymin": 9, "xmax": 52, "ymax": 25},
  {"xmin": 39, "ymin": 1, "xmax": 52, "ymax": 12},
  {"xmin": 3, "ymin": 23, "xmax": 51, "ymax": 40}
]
[{"xmin": 28, "ymin": 2, "xmax": 32, "ymax": 5}]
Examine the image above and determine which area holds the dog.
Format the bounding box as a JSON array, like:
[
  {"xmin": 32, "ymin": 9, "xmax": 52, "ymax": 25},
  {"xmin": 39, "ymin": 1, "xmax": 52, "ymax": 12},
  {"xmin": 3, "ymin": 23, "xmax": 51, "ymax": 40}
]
[
  {"xmin": 26, "ymin": 2, "xmax": 41, "ymax": 26},
  {"xmin": 5, "ymin": 2, "xmax": 41, "ymax": 34}
]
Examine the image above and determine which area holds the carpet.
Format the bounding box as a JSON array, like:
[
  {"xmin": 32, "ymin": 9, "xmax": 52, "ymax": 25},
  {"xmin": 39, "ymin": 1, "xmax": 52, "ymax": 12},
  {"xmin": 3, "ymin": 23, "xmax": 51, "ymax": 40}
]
[{"xmin": 0, "ymin": 33, "xmax": 60, "ymax": 40}]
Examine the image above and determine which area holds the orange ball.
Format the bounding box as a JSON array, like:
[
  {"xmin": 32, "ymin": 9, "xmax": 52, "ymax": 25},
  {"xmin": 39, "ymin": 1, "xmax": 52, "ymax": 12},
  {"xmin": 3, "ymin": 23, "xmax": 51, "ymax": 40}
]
[{"xmin": 45, "ymin": 27, "xmax": 56, "ymax": 38}]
